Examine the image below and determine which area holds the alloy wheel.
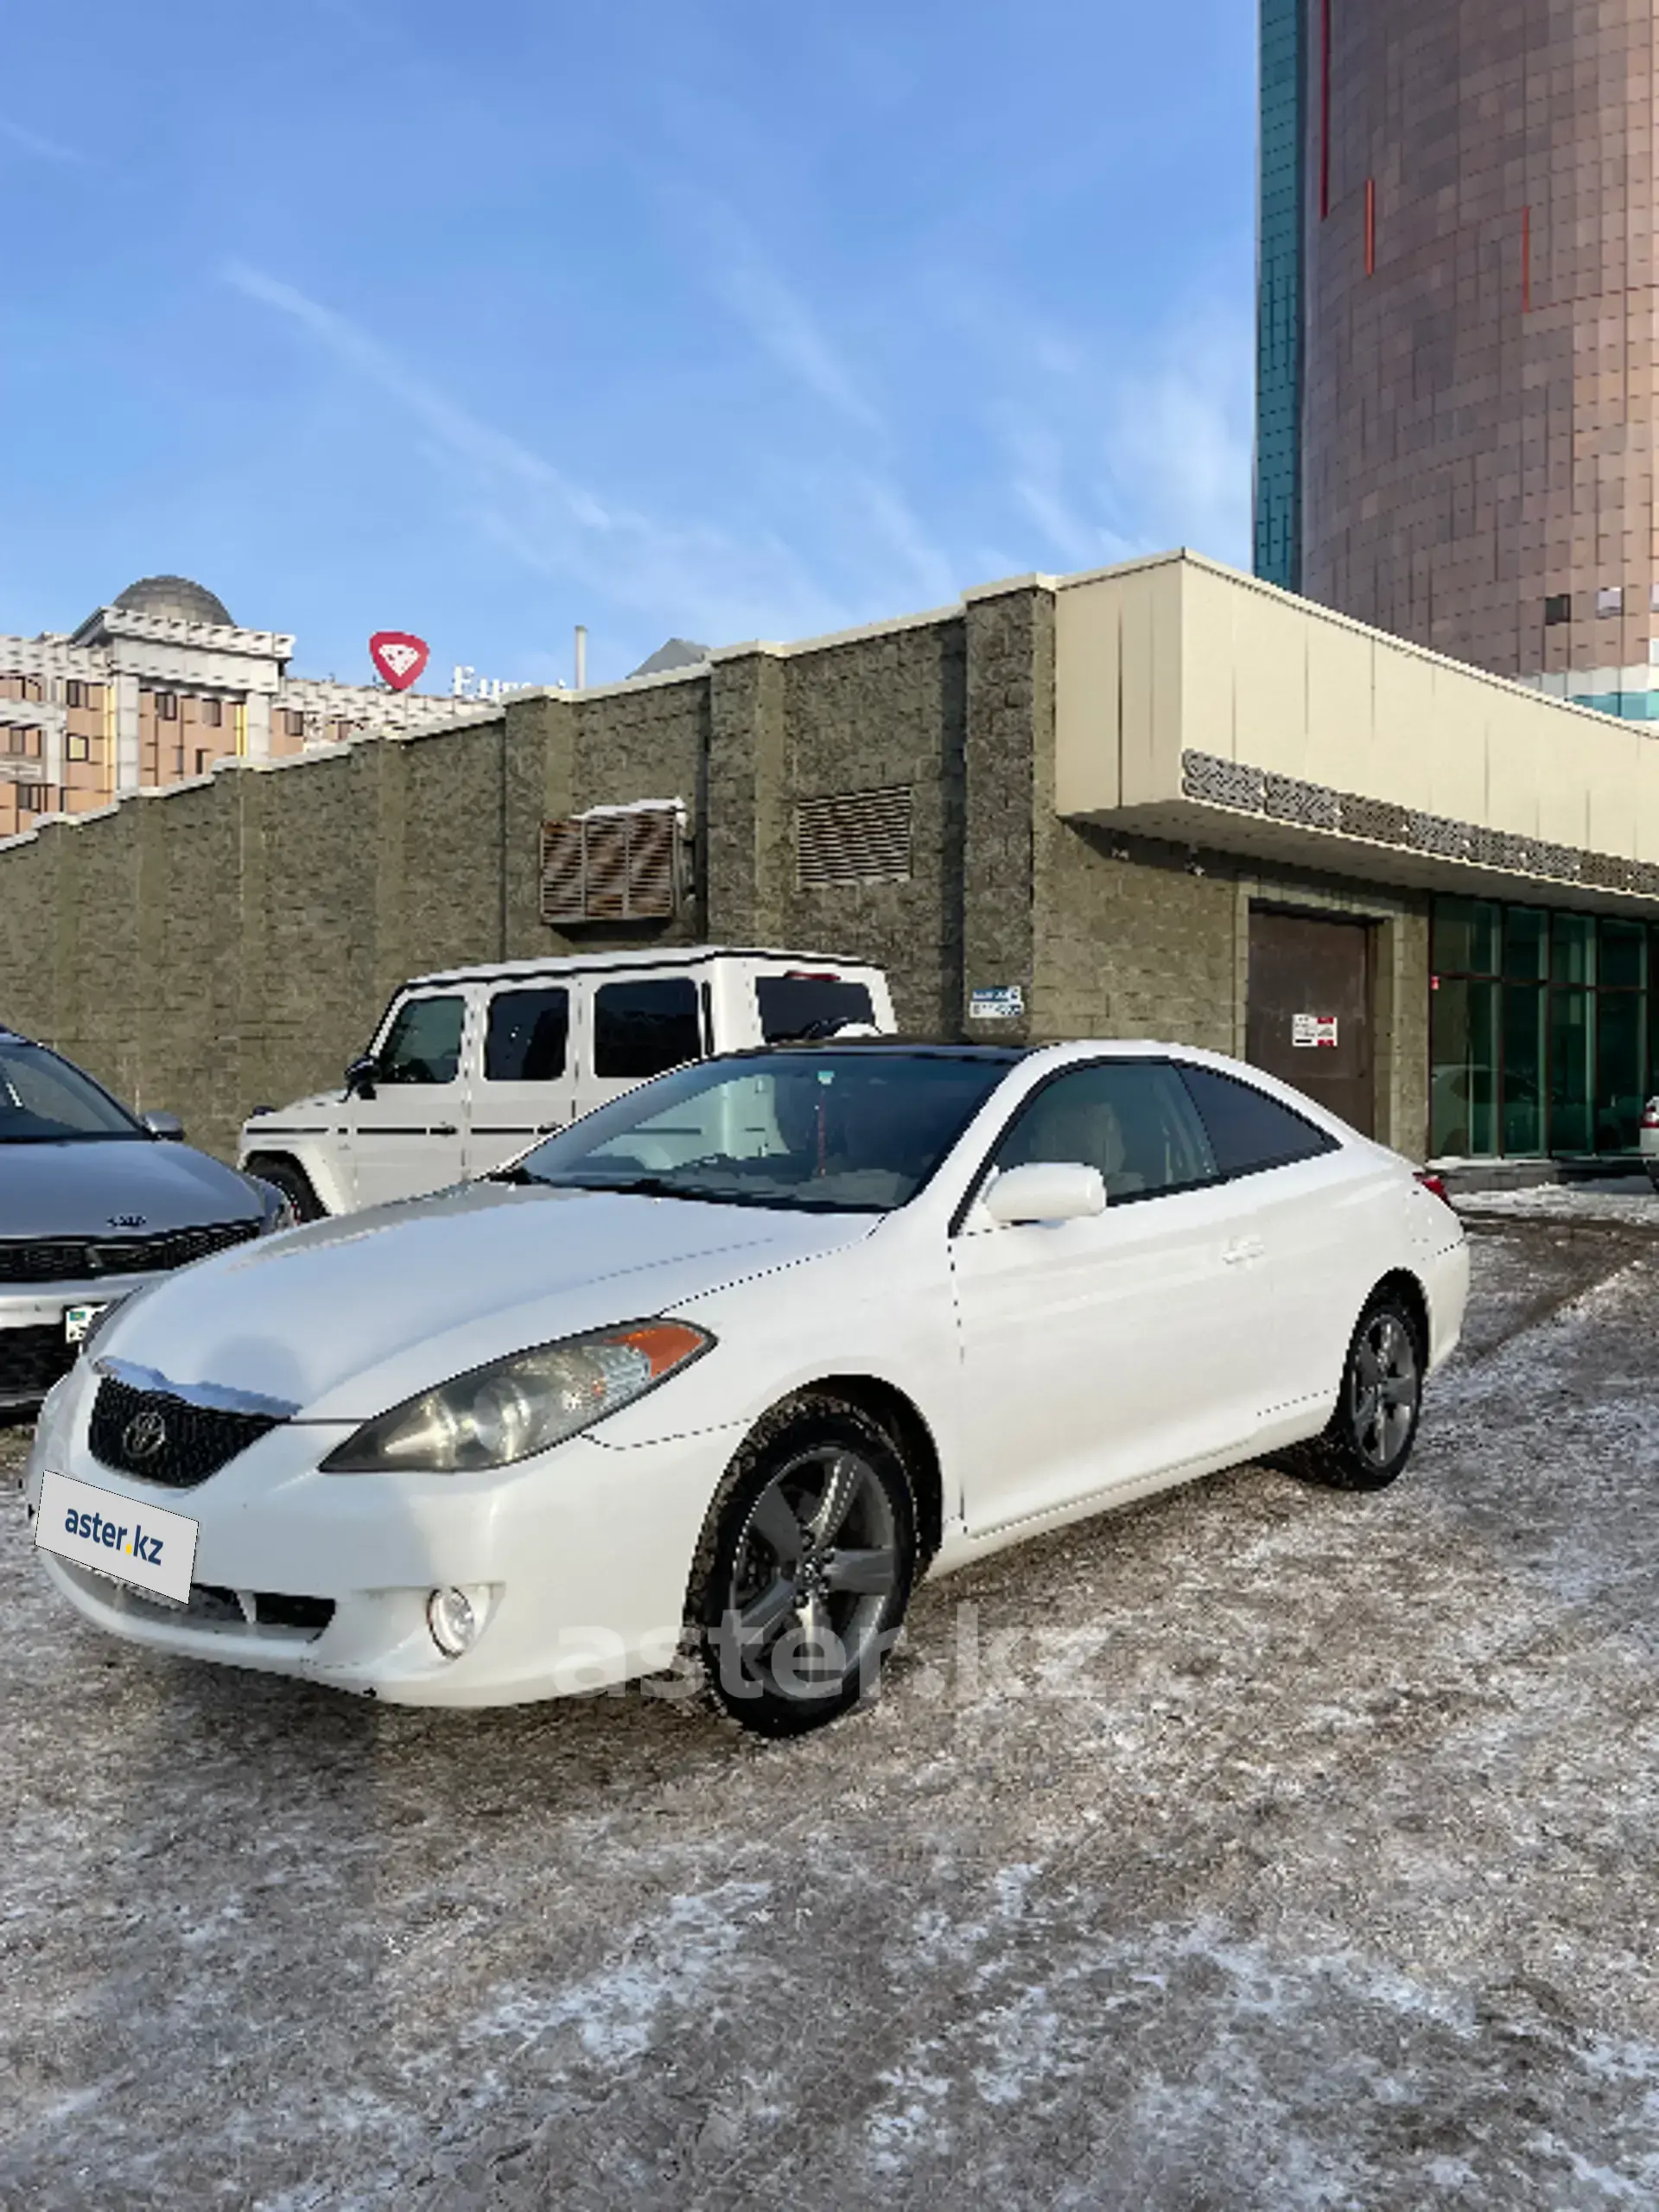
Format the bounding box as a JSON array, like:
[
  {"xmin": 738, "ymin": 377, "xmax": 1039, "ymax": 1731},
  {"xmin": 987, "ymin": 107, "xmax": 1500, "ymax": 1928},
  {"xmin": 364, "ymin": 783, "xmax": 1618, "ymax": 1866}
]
[
  {"xmin": 1350, "ymin": 1310, "xmax": 1419, "ymax": 1471},
  {"xmin": 721, "ymin": 1444, "xmax": 900, "ymax": 1703}
]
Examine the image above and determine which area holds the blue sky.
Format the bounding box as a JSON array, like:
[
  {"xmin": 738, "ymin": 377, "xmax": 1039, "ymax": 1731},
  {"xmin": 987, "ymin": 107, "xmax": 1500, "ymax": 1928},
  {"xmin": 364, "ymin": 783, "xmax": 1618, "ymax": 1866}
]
[{"xmin": 0, "ymin": 0, "xmax": 1257, "ymax": 691}]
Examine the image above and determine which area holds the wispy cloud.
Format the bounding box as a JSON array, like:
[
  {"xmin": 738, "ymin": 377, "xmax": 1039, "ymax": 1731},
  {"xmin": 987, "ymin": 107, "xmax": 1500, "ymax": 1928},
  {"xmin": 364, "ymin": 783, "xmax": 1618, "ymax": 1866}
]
[
  {"xmin": 1095, "ymin": 296, "xmax": 1253, "ymax": 563},
  {"xmin": 988, "ymin": 283, "xmax": 1252, "ymax": 576},
  {"xmin": 0, "ymin": 117, "xmax": 92, "ymax": 166},
  {"xmin": 222, "ymin": 260, "xmax": 851, "ymax": 652},
  {"xmin": 1005, "ymin": 421, "xmax": 1134, "ymax": 572},
  {"xmin": 716, "ymin": 257, "xmax": 884, "ymax": 432}
]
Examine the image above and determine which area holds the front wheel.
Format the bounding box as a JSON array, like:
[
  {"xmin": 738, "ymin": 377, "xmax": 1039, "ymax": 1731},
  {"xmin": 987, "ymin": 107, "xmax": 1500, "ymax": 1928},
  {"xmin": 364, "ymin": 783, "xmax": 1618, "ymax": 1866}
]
[
  {"xmin": 1296, "ymin": 1289, "xmax": 1424, "ymax": 1491},
  {"xmin": 689, "ymin": 1396, "xmax": 917, "ymax": 1738},
  {"xmin": 246, "ymin": 1158, "xmax": 326, "ymax": 1223}
]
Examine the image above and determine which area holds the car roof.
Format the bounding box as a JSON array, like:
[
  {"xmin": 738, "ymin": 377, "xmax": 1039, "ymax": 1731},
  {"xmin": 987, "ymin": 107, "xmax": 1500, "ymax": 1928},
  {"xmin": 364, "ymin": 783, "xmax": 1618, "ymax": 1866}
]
[
  {"xmin": 406, "ymin": 945, "xmax": 882, "ymax": 989},
  {"xmin": 0, "ymin": 1026, "xmax": 31, "ymax": 1046},
  {"xmin": 728, "ymin": 1040, "xmax": 1033, "ymax": 1064}
]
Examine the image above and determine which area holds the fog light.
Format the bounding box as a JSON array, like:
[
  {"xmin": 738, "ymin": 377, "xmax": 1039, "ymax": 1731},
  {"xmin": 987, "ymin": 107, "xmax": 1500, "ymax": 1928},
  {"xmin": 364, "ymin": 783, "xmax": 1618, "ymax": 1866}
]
[{"xmin": 427, "ymin": 1586, "xmax": 479, "ymax": 1658}]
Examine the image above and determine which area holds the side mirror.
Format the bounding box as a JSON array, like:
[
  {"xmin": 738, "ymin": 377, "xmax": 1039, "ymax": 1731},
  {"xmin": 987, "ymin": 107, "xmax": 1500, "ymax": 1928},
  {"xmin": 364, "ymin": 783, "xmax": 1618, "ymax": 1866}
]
[
  {"xmin": 982, "ymin": 1160, "xmax": 1107, "ymax": 1226},
  {"xmin": 345, "ymin": 1055, "xmax": 379, "ymax": 1100},
  {"xmin": 141, "ymin": 1110, "xmax": 185, "ymax": 1142}
]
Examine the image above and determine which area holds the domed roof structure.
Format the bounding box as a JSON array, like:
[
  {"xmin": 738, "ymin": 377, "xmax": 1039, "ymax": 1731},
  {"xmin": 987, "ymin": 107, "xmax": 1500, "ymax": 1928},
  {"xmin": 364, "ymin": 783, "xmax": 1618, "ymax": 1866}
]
[{"xmin": 111, "ymin": 575, "xmax": 235, "ymax": 628}]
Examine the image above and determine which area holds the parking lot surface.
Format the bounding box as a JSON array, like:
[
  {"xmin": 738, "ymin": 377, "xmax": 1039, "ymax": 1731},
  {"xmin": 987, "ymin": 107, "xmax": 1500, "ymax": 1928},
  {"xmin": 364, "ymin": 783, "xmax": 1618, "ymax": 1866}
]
[{"xmin": 4, "ymin": 1204, "xmax": 1659, "ymax": 2209}]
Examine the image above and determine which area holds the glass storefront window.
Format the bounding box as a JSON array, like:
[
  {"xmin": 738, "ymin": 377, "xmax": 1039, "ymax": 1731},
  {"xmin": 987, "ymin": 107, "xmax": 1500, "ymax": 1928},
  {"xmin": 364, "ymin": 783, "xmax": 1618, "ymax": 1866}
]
[
  {"xmin": 1501, "ymin": 984, "xmax": 1547, "ymax": 1154},
  {"xmin": 1598, "ymin": 993, "xmax": 1645, "ymax": 1152},
  {"xmin": 1551, "ymin": 912, "xmax": 1596, "ymax": 988},
  {"xmin": 1432, "ymin": 898, "xmax": 1656, "ymax": 1158},
  {"xmin": 1548, "ymin": 989, "xmax": 1593, "ymax": 1154},
  {"xmin": 1503, "ymin": 906, "xmax": 1548, "ymax": 982},
  {"xmin": 1601, "ymin": 920, "xmax": 1646, "ymax": 991},
  {"xmin": 1431, "ymin": 980, "xmax": 1498, "ymax": 1155},
  {"xmin": 1433, "ymin": 898, "xmax": 1500, "ymax": 978}
]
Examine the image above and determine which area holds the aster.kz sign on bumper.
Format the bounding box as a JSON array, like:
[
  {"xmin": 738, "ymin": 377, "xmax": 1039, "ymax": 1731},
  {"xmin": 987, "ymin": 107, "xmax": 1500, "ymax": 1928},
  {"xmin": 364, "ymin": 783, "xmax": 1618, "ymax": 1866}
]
[{"xmin": 35, "ymin": 1469, "xmax": 198, "ymax": 1605}]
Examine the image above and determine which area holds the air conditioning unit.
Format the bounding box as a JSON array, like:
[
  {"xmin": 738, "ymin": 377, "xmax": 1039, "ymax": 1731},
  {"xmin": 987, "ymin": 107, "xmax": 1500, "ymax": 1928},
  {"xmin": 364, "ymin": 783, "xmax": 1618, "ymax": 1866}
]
[{"xmin": 541, "ymin": 799, "xmax": 688, "ymax": 925}]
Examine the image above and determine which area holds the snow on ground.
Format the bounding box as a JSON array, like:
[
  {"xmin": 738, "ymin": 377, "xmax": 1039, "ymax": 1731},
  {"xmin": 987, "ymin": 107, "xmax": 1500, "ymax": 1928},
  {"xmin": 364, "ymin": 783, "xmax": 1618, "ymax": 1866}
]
[
  {"xmin": 3, "ymin": 1212, "xmax": 1659, "ymax": 2206},
  {"xmin": 1453, "ymin": 1174, "xmax": 1659, "ymax": 1228}
]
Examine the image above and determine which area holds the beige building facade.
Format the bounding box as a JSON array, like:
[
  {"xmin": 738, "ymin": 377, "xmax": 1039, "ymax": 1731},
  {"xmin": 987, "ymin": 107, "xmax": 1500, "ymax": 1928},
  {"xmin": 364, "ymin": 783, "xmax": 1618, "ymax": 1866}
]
[{"xmin": 0, "ymin": 575, "xmax": 477, "ymax": 841}]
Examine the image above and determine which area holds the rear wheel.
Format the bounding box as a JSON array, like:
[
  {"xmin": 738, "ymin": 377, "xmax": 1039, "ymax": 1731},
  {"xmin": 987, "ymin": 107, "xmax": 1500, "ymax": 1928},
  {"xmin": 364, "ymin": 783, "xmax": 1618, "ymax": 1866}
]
[
  {"xmin": 1645, "ymin": 1164, "xmax": 1659, "ymax": 1194},
  {"xmin": 246, "ymin": 1157, "xmax": 325, "ymax": 1223},
  {"xmin": 690, "ymin": 1396, "xmax": 917, "ymax": 1738},
  {"xmin": 1296, "ymin": 1288, "xmax": 1423, "ymax": 1492}
]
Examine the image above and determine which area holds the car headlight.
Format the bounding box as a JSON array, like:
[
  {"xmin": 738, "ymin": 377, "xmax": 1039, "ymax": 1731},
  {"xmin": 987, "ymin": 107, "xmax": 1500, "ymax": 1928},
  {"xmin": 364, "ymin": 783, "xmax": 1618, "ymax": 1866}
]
[{"xmin": 320, "ymin": 1320, "xmax": 713, "ymax": 1474}]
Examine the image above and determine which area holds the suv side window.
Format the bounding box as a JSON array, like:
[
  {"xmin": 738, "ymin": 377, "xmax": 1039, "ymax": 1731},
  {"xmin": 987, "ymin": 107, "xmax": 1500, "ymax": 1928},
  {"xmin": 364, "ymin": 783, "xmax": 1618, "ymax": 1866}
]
[
  {"xmin": 485, "ymin": 988, "xmax": 569, "ymax": 1081},
  {"xmin": 1176, "ymin": 1064, "xmax": 1338, "ymax": 1177},
  {"xmin": 756, "ymin": 975, "xmax": 875, "ymax": 1041},
  {"xmin": 593, "ymin": 977, "xmax": 702, "ymax": 1079},
  {"xmin": 377, "ymin": 995, "xmax": 465, "ymax": 1085},
  {"xmin": 990, "ymin": 1061, "xmax": 1216, "ymax": 1202}
]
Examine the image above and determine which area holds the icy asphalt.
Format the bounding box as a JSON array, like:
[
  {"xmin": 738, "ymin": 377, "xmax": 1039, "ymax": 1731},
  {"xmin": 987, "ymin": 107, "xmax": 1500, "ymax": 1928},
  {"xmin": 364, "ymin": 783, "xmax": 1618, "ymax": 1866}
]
[{"xmin": 3, "ymin": 1196, "xmax": 1659, "ymax": 2209}]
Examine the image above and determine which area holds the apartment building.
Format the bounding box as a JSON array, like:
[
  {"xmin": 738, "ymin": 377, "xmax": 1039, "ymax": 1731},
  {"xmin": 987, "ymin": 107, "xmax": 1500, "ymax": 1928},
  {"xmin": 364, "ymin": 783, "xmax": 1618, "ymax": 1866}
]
[{"xmin": 0, "ymin": 574, "xmax": 472, "ymax": 838}]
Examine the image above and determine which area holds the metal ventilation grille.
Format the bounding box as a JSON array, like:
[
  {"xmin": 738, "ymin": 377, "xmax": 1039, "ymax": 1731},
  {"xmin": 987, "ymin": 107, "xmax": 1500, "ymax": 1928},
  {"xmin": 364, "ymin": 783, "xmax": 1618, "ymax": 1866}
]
[
  {"xmin": 1179, "ymin": 749, "xmax": 1659, "ymax": 895},
  {"xmin": 540, "ymin": 809, "xmax": 683, "ymax": 925},
  {"xmin": 797, "ymin": 787, "xmax": 913, "ymax": 888}
]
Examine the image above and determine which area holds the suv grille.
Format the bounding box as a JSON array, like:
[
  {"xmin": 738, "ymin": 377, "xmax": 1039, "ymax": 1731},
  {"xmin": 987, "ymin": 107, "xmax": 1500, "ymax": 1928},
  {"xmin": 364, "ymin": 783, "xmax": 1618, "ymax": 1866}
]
[
  {"xmin": 0, "ymin": 1218, "xmax": 262, "ymax": 1286},
  {"xmin": 88, "ymin": 1373, "xmax": 283, "ymax": 1489},
  {"xmin": 0, "ymin": 1325, "xmax": 74, "ymax": 1404}
]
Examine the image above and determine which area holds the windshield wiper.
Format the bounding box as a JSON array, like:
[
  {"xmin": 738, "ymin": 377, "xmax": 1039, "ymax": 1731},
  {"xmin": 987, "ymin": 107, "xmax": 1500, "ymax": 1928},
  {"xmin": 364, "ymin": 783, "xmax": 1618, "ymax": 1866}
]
[{"xmin": 566, "ymin": 1175, "xmax": 712, "ymax": 1200}]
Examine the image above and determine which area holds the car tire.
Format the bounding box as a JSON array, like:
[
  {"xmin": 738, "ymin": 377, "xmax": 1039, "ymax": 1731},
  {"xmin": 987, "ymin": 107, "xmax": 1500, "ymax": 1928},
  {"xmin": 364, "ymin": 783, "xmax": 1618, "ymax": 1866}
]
[
  {"xmin": 1294, "ymin": 1287, "xmax": 1424, "ymax": 1493},
  {"xmin": 688, "ymin": 1395, "xmax": 917, "ymax": 1738},
  {"xmin": 246, "ymin": 1157, "xmax": 326, "ymax": 1223},
  {"xmin": 1646, "ymin": 1166, "xmax": 1659, "ymax": 1195}
]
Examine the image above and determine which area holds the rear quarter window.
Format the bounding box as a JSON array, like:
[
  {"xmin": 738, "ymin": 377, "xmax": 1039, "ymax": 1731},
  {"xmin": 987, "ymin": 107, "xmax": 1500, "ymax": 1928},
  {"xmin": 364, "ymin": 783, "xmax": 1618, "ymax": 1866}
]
[
  {"xmin": 756, "ymin": 975, "xmax": 875, "ymax": 1042},
  {"xmin": 1177, "ymin": 1064, "xmax": 1338, "ymax": 1177}
]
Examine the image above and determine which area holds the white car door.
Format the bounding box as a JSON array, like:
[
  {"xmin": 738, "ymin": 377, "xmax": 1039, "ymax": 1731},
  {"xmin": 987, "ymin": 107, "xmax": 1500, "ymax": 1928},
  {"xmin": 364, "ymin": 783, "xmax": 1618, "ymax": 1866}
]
[
  {"xmin": 465, "ymin": 982, "xmax": 577, "ymax": 1179},
  {"xmin": 1174, "ymin": 1063, "xmax": 1373, "ymax": 1420},
  {"xmin": 350, "ymin": 988, "xmax": 474, "ymax": 1208},
  {"xmin": 950, "ymin": 1059, "xmax": 1268, "ymax": 1536}
]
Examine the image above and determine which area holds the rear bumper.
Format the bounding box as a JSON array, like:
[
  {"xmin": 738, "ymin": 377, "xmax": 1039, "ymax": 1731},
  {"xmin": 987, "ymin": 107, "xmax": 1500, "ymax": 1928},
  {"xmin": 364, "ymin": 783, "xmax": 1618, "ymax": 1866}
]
[{"xmin": 1421, "ymin": 1236, "xmax": 1471, "ymax": 1373}]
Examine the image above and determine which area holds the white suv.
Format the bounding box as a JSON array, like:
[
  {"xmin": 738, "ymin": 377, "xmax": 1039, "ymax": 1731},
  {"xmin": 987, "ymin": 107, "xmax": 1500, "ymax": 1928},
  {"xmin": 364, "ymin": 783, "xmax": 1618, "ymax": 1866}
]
[
  {"xmin": 1642, "ymin": 1096, "xmax": 1659, "ymax": 1191},
  {"xmin": 238, "ymin": 945, "xmax": 895, "ymax": 1217}
]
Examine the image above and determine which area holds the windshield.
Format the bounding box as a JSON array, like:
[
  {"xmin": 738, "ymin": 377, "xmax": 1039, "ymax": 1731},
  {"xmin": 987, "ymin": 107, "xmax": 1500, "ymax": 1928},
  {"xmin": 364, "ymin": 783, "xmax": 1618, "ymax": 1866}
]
[
  {"xmin": 0, "ymin": 1039, "xmax": 144, "ymax": 1143},
  {"xmin": 499, "ymin": 1051, "xmax": 1010, "ymax": 1212}
]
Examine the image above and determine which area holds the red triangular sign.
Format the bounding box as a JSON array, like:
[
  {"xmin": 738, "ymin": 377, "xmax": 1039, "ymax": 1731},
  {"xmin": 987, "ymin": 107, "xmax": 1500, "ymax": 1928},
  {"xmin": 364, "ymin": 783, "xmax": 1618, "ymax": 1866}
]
[{"xmin": 370, "ymin": 632, "xmax": 429, "ymax": 691}]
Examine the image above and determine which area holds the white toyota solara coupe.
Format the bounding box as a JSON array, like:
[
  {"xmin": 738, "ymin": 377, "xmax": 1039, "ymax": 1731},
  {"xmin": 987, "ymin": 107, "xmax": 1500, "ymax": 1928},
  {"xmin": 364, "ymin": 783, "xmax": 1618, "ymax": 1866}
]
[{"xmin": 25, "ymin": 1041, "xmax": 1469, "ymax": 1737}]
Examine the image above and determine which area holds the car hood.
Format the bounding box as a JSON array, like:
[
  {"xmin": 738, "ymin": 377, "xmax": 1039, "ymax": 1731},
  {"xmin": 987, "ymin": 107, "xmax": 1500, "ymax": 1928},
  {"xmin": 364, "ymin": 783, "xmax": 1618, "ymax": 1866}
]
[
  {"xmin": 96, "ymin": 1179, "xmax": 878, "ymax": 1422},
  {"xmin": 0, "ymin": 1139, "xmax": 261, "ymax": 1240}
]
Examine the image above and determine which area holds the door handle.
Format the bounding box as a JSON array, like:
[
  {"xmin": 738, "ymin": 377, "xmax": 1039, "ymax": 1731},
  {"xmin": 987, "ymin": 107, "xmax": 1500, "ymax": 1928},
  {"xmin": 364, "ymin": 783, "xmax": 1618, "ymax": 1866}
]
[
  {"xmin": 431, "ymin": 1122, "xmax": 460, "ymax": 1137},
  {"xmin": 1222, "ymin": 1236, "xmax": 1266, "ymax": 1267}
]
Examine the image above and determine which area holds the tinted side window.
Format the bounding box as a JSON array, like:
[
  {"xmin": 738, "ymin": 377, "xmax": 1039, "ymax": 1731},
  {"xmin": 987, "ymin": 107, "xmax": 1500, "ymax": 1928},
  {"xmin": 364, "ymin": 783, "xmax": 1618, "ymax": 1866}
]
[
  {"xmin": 485, "ymin": 988, "xmax": 569, "ymax": 1082},
  {"xmin": 378, "ymin": 995, "xmax": 465, "ymax": 1085},
  {"xmin": 756, "ymin": 975, "xmax": 875, "ymax": 1041},
  {"xmin": 1177, "ymin": 1065, "xmax": 1337, "ymax": 1176},
  {"xmin": 594, "ymin": 977, "xmax": 702, "ymax": 1079},
  {"xmin": 991, "ymin": 1061, "xmax": 1216, "ymax": 1202}
]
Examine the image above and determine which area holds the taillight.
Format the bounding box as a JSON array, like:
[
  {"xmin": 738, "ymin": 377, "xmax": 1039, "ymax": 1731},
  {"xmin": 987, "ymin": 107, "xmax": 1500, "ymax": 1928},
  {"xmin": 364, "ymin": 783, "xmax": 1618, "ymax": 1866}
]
[
  {"xmin": 1415, "ymin": 1170, "xmax": 1455, "ymax": 1209},
  {"xmin": 1642, "ymin": 1100, "xmax": 1659, "ymax": 1131}
]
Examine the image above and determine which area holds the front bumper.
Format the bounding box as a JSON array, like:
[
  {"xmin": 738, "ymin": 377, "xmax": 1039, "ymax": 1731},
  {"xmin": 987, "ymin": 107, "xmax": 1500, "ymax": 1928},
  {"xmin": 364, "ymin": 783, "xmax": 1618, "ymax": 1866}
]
[
  {"xmin": 0, "ymin": 1274, "xmax": 161, "ymax": 1412},
  {"xmin": 24, "ymin": 1365, "xmax": 745, "ymax": 1707}
]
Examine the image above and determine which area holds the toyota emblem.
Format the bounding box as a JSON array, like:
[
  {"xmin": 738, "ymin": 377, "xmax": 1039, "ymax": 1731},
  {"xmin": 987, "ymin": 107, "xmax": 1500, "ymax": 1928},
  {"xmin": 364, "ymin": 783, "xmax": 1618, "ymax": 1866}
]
[{"xmin": 122, "ymin": 1410, "xmax": 168, "ymax": 1463}]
